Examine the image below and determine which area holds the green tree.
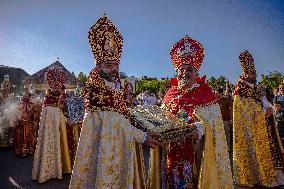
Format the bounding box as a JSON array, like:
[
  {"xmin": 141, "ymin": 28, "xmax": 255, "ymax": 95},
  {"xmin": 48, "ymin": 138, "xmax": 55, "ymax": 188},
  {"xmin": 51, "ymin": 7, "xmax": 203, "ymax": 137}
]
[
  {"xmin": 136, "ymin": 79, "xmax": 169, "ymax": 94},
  {"xmin": 158, "ymin": 79, "xmax": 169, "ymax": 94},
  {"xmin": 259, "ymin": 71, "xmax": 284, "ymax": 90},
  {"xmin": 207, "ymin": 75, "xmax": 234, "ymax": 93},
  {"xmin": 207, "ymin": 76, "xmax": 218, "ymax": 90},
  {"xmin": 77, "ymin": 72, "xmax": 87, "ymax": 86}
]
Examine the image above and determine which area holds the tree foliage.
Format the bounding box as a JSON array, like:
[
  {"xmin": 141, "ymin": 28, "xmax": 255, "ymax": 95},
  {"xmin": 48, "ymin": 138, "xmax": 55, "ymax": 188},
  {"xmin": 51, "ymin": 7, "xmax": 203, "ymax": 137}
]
[
  {"xmin": 259, "ymin": 71, "xmax": 284, "ymax": 90},
  {"xmin": 206, "ymin": 71, "xmax": 284, "ymax": 93},
  {"xmin": 135, "ymin": 79, "xmax": 169, "ymax": 94},
  {"xmin": 207, "ymin": 75, "xmax": 235, "ymax": 92},
  {"xmin": 207, "ymin": 76, "xmax": 227, "ymax": 90},
  {"xmin": 77, "ymin": 72, "xmax": 87, "ymax": 86}
]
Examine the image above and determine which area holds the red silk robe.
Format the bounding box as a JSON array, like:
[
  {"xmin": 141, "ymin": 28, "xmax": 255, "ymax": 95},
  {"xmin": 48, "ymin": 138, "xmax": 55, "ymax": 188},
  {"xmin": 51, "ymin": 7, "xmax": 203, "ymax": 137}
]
[{"xmin": 162, "ymin": 76, "xmax": 216, "ymax": 188}]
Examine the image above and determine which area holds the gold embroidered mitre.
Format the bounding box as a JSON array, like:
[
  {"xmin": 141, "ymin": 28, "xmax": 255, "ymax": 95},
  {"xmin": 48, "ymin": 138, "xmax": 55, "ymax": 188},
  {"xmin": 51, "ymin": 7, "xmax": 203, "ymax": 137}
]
[
  {"xmin": 88, "ymin": 14, "xmax": 123, "ymax": 65},
  {"xmin": 239, "ymin": 49, "xmax": 256, "ymax": 74}
]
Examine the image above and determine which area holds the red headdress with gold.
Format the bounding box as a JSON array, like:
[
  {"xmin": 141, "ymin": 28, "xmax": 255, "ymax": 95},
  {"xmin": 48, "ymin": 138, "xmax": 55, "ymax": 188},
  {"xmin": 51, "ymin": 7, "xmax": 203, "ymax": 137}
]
[
  {"xmin": 170, "ymin": 35, "xmax": 204, "ymax": 71},
  {"xmin": 239, "ymin": 49, "xmax": 256, "ymax": 74},
  {"xmin": 47, "ymin": 68, "xmax": 66, "ymax": 90},
  {"xmin": 88, "ymin": 14, "xmax": 123, "ymax": 65}
]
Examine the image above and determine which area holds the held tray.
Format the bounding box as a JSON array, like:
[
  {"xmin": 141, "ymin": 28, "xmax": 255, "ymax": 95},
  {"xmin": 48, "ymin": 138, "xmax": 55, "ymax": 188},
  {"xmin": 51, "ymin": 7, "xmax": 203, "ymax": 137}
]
[{"xmin": 130, "ymin": 105, "xmax": 196, "ymax": 143}]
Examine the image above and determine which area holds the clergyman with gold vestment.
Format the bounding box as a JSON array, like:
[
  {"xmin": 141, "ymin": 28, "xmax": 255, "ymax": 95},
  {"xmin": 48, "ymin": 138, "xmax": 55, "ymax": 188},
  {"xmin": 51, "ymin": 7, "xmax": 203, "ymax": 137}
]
[
  {"xmin": 233, "ymin": 50, "xmax": 284, "ymax": 188},
  {"xmin": 32, "ymin": 68, "xmax": 72, "ymax": 183},
  {"xmin": 69, "ymin": 15, "xmax": 160, "ymax": 189}
]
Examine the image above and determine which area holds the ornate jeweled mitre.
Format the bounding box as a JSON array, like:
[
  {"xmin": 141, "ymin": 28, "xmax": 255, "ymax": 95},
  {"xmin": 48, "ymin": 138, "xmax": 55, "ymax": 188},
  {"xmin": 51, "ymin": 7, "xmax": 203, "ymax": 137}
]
[
  {"xmin": 170, "ymin": 35, "xmax": 204, "ymax": 70},
  {"xmin": 88, "ymin": 14, "xmax": 123, "ymax": 65},
  {"xmin": 47, "ymin": 68, "xmax": 66, "ymax": 90},
  {"xmin": 239, "ymin": 49, "xmax": 256, "ymax": 74}
]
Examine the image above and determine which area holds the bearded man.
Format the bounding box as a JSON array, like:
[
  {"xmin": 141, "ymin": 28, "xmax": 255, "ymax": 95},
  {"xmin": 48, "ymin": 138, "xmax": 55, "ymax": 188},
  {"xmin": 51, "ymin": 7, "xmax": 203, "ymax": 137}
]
[
  {"xmin": 149, "ymin": 35, "xmax": 233, "ymax": 189},
  {"xmin": 69, "ymin": 15, "xmax": 160, "ymax": 189}
]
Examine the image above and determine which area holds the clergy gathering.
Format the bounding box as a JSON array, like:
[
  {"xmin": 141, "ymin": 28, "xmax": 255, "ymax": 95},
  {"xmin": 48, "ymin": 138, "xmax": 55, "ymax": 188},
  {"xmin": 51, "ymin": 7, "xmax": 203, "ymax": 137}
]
[{"xmin": 0, "ymin": 1, "xmax": 284, "ymax": 189}]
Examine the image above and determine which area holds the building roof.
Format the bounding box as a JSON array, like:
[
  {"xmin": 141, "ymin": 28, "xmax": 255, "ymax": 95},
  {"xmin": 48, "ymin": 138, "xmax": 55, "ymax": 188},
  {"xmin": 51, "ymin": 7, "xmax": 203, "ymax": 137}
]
[{"xmin": 29, "ymin": 60, "xmax": 77, "ymax": 90}]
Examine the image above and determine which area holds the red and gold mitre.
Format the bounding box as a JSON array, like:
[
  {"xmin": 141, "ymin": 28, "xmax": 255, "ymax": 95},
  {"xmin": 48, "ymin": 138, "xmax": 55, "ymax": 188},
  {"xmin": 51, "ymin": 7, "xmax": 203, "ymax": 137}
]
[
  {"xmin": 88, "ymin": 15, "xmax": 123, "ymax": 65},
  {"xmin": 170, "ymin": 35, "xmax": 204, "ymax": 70},
  {"xmin": 47, "ymin": 68, "xmax": 66, "ymax": 90},
  {"xmin": 239, "ymin": 49, "xmax": 256, "ymax": 74}
]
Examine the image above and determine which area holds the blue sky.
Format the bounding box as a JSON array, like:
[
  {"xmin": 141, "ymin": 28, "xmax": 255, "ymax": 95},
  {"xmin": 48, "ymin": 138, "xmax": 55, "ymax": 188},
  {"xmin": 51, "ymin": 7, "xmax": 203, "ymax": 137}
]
[{"xmin": 0, "ymin": 0, "xmax": 283, "ymax": 83}]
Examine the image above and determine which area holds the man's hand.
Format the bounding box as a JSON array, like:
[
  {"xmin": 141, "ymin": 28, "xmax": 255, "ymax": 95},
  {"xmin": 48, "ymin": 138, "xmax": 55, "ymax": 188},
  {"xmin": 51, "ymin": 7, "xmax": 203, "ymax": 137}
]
[{"xmin": 144, "ymin": 132, "xmax": 161, "ymax": 148}]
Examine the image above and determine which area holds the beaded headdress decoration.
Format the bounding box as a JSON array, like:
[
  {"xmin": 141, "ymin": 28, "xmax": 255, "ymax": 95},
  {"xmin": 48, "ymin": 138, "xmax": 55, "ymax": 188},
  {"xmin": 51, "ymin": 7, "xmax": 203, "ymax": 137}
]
[
  {"xmin": 170, "ymin": 35, "xmax": 204, "ymax": 71},
  {"xmin": 88, "ymin": 14, "xmax": 123, "ymax": 65},
  {"xmin": 239, "ymin": 49, "xmax": 256, "ymax": 74},
  {"xmin": 47, "ymin": 68, "xmax": 66, "ymax": 90}
]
